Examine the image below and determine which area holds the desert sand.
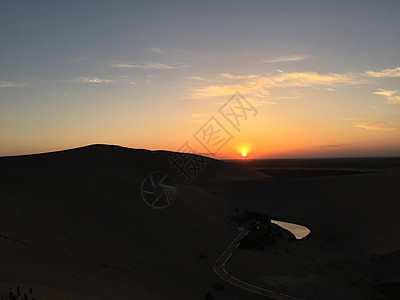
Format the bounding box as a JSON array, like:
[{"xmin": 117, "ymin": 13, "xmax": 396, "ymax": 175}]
[{"xmin": 1, "ymin": 145, "xmax": 399, "ymax": 299}]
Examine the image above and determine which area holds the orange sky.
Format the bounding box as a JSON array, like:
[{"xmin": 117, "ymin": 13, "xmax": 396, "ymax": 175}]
[{"xmin": 1, "ymin": 2, "xmax": 400, "ymax": 158}]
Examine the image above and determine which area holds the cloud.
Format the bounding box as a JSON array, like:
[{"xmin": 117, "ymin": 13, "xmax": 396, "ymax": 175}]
[
  {"xmin": 190, "ymin": 84, "xmax": 262, "ymax": 98},
  {"xmin": 262, "ymin": 54, "xmax": 311, "ymax": 63},
  {"xmin": 73, "ymin": 77, "xmax": 113, "ymax": 83},
  {"xmin": 225, "ymin": 71, "xmax": 355, "ymax": 87},
  {"xmin": 111, "ymin": 60, "xmax": 188, "ymax": 70},
  {"xmin": 190, "ymin": 71, "xmax": 354, "ymax": 98},
  {"xmin": 373, "ymin": 89, "xmax": 400, "ymax": 104},
  {"xmin": 354, "ymin": 122, "xmax": 397, "ymax": 131},
  {"xmin": 275, "ymin": 96, "xmax": 301, "ymax": 100},
  {"xmin": 220, "ymin": 73, "xmax": 258, "ymax": 79},
  {"xmin": 189, "ymin": 76, "xmax": 215, "ymax": 82},
  {"xmin": 373, "ymin": 90, "xmax": 395, "ymax": 97},
  {"xmin": 189, "ymin": 66, "xmax": 399, "ymax": 100},
  {"xmin": 263, "ymin": 71, "xmax": 355, "ymax": 87},
  {"xmin": 0, "ymin": 81, "xmax": 27, "ymax": 88},
  {"xmin": 365, "ymin": 66, "xmax": 400, "ymax": 78},
  {"xmin": 259, "ymin": 100, "xmax": 278, "ymax": 105},
  {"xmin": 129, "ymin": 81, "xmax": 136, "ymax": 85},
  {"xmin": 147, "ymin": 47, "xmax": 162, "ymax": 53}
]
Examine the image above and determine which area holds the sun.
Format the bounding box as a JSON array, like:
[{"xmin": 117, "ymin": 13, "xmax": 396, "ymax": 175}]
[{"xmin": 236, "ymin": 142, "xmax": 252, "ymax": 158}]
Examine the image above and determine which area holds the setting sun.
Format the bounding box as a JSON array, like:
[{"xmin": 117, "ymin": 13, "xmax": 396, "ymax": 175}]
[{"xmin": 235, "ymin": 142, "xmax": 252, "ymax": 159}]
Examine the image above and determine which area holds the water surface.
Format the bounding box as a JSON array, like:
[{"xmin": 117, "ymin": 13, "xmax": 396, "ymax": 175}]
[{"xmin": 271, "ymin": 220, "xmax": 310, "ymax": 239}]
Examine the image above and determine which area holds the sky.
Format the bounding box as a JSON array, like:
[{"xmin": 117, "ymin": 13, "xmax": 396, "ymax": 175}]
[{"xmin": 1, "ymin": 0, "xmax": 399, "ymax": 158}]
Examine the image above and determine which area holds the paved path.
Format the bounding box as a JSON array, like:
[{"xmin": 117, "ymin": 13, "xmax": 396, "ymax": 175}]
[{"xmin": 213, "ymin": 230, "xmax": 306, "ymax": 300}]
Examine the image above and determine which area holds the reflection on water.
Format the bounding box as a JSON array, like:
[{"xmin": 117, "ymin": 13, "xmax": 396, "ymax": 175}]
[{"xmin": 271, "ymin": 220, "xmax": 310, "ymax": 239}]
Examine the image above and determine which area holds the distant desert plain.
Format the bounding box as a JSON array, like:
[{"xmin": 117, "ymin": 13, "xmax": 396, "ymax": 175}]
[{"xmin": 1, "ymin": 145, "xmax": 399, "ymax": 299}]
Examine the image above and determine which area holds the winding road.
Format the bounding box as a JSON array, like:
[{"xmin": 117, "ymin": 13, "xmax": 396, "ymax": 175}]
[{"xmin": 213, "ymin": 230, "xmax": 306, "ymax": 300}]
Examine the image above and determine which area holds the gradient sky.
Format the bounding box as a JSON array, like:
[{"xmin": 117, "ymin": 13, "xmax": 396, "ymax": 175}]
[{"xmin": 1, "ymin": 0, "xmax": 399, "ymax": 158}]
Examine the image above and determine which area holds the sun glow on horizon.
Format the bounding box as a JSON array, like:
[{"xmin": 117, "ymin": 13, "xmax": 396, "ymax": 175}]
[
  {"xmin": 1, "ymin": 2, "xmax": 399, "ymax": 158},
  {"xmin": 236, "ymin": 142, "xmax": 253, "ymax": 158}
]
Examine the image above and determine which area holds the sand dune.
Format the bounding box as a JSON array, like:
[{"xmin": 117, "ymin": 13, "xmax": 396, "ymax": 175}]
[
  {"xmin": 0, "ymin": 145, "xmax": 266, "ymax": 299},
  {"xmin": 1, "ymin": 145, "xmax": 399, "ymax": 299},
  {"xmin": 203, "ymin": 170, "xmax": 400, "ymax": 255}
]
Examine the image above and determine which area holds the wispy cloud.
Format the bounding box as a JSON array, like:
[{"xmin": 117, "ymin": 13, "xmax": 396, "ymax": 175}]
[
  {"xmin": 184, "ymin": 113, "xmax": 210, "ymax": 123},
  {"xmin": 189, "ymin": 66, "xmax": 400, "ymax": 99},
  {"xmin": 220, "ymin": 73, "xmax": 258, "ymax": 79},
  {"xmin": 111, "ymin": 60, "xmax": 188, "ymax": 70},
  {"xmin": 147, "ymin": 47, "xmax": 162, "ymax": 53},
  {"xmin": 373, "ymin": 89, "xmax": 400, "ymax": 104},
  {"xmin": 190, "ymin": 84, "xmax": 261, "ymax": 98},
  {"xmin": 263, "ymin": 71, "xmax": 355, "ymax": 87},
  {"xmin": 258, "ymin": 100, "xmax": 278, "ymax": 105},
  {"xmin": 366, "ymin": 66, "xmax": 400, "ymax": 78},
  {"xmin": 190, "ymin": 71, "xmax": 355, "ymax": 98},
  {"xmin": 73, "ymin": 77, "xmax": 113, "ymax": 83},
  {"xmin": 354, "ymin": 122, "xmax": 397, "ymax": 131},
  {"xmin": 0, "ymin": 81, "xmax": 27, "ymax": 88},
  {"xmin": 189, "ymin": 76, "xmax": 215, "ymax": 82},
  {"xmin": 225, "ymin": 71, "xmax": 355, "ymax": 87},
  {"xmin": 275, "ymin": 96, "xmax": 301, "ymax": 100},
  {"xmin": 262, "ymin": 54, "xmax": 311, "ymax": 63}
]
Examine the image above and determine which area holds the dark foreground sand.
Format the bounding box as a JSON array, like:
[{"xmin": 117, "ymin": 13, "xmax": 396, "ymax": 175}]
[
  {"xmin": 209, "ymin": 159, "xmax": 400, "ymax": 299},
  {"xmin": 1, "ymin": 145, "xmax": 399, "ymax": 299}
]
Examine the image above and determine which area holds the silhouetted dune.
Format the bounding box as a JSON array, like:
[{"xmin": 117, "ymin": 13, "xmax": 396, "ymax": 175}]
[
  {"xmin": 0, "ymin": 144, "xmax": 265, "ymax": 184},
  {"xmin": 0, "ymin": 144, "xmax": 266, "ymax": 299},
  {"xmin": 1, "ymin": 145, "xmax": 399, "ymax": 299}
]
